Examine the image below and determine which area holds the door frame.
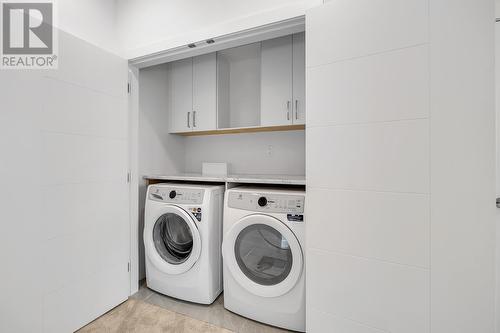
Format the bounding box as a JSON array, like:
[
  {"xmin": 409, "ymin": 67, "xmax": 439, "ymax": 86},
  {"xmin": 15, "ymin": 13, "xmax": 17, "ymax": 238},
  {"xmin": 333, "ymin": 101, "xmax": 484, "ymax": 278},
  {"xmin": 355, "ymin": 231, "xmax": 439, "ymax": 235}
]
[
  {"xmin": 128, "ymin": 65, "xmax": 140, "ymax": 295},
  {"xmin": 129, "ymin": 17, "xmax": 305, "ymax": 69},
  {"xmin": 495, "ymin": 18, "xmax": 500, "ymax": 333}
]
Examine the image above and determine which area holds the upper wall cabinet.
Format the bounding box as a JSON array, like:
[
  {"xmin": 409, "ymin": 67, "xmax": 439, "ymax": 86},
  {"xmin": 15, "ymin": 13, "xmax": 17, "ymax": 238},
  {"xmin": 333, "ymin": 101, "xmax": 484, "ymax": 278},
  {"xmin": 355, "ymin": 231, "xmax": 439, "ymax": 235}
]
[
  {"xmin": 168, "ymin": 57, "xmax": 192, "ymax": 133},
  {"xmin": 168, "ymin": 53, "xmax": 217, "ymax": 133},
  {"xmin": 193, "ymin": 53, "xmax": 217, "ymax": 131},
  {"xmin": 261, "ymin": 33, "xmax": 305, "ymax": 126},
  {"xmin": 292, "ymin": 33, "xmax": 305, "ymax": 125},
  {"xmin": 261, "ymin": 35, "xmax": 293, "ymax": 126},
  {"xmin": 167, "ymin": 33, "xmax": 304, "ymax": 135}
]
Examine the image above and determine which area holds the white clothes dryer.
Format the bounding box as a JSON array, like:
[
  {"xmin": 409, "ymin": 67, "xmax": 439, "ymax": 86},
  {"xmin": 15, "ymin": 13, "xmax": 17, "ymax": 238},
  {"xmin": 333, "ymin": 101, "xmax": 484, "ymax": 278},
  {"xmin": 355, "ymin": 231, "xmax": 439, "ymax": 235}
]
[{"xmin": 222, "ymin": 186, "xmax": 306, "ymax": 332}]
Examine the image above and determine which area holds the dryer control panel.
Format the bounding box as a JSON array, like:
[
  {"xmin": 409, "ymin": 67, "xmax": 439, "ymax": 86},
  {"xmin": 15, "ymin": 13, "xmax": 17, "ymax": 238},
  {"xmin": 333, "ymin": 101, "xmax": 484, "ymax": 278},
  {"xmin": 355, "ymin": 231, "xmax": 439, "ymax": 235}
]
[
  {"xmin": 149, "ymin": 186, "xmax": 204, "ymax": 204},
  {"xmin": 228, "ymin": 191, "xmax": 304, "ymax": 214}
]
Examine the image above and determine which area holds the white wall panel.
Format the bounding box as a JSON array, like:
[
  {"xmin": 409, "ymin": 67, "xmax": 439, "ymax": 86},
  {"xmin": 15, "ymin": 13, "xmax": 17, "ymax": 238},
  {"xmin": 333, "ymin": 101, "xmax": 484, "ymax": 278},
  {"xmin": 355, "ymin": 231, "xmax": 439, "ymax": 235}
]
[
  {"xmin": 43, "ymin": 211, "xmax": 128, "ymax": 295},
  {"xmin": 307, "ymin": 188, "xmax": 430, "ymax": 268},
  {"xmin": 184, "ymin": 130, "xmax": 305, "ymax": 175},
  {"xmin": 46, "ymin": 31, "xmax": 128, "ymax": 98},
  {"xmin": 307, "ymin": 308, "xmax": 387, "ymax": 333},
  {"xmin": 42, "ymin": 78, "xmax": 127, "ymax": 139},
  {"xmin": 306, "ymin": 0, "xmax": 428, "ymax": 67},
  {"xmin": 307, "ymin": 249, "xmax": 430, "ymax": 333},
  {"xmin": 43, "ymin": 264, "xmax": 129, "ymax": 333},
  {"xmin": 307, "ymin": 120, "xmax": 429, "ymax": 193},
  {"xmin": 0, "ymin": 70, "xmax": 45, "ymax": 333},
  {"xmin": 40, "ymin": 133, "xmax": 128, "ymax": 185},
  {"xmin": 42, "ymin": 182, "xmax": 128, "ymax": 241},
  {"xmin": 307, "ymin": 45, "xmax": 429, "ymax": 127}
]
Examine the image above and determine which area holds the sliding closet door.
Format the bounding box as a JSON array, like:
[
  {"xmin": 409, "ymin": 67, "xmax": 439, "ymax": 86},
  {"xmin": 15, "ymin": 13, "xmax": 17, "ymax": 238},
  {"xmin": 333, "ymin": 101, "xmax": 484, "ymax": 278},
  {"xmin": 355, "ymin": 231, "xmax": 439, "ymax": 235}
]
[{"xmin": 0, "ymin": 29, "xmax": 130, "ymax": 333}]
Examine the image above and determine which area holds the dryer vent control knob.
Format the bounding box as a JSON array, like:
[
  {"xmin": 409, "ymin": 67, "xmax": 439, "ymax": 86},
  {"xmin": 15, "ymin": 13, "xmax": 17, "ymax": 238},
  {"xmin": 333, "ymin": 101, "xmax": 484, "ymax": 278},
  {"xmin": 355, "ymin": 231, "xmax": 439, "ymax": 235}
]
[
  {"xmin": 258, "ymin": 196, "xmax": 267, "ymax": 207},
  {"xmin": 169, "ymin": 190, "xmax": 177, "ymax": 199}
]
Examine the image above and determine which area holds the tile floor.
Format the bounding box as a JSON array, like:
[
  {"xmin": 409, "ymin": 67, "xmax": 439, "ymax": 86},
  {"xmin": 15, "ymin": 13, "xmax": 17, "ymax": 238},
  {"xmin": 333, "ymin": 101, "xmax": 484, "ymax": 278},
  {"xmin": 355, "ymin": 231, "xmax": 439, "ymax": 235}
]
[
  {"xmin": 80, "ymin": 280, "xmax": 291, "ymax": 333},
  {"xmin": 79, "ymin": 299, "xmax": 232, "ymax": 333},
  {"xmin": 130, "ymin": 281, "xmax": 291, "ymax": 333}
]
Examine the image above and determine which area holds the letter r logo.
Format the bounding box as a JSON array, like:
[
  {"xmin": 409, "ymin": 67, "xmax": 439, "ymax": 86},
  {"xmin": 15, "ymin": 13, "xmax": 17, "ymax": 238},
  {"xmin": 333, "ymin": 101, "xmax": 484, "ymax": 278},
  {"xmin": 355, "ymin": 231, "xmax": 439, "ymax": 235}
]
[{"xmin": 2, "ymin": 2, "xmax": 53, "ymax": 54}]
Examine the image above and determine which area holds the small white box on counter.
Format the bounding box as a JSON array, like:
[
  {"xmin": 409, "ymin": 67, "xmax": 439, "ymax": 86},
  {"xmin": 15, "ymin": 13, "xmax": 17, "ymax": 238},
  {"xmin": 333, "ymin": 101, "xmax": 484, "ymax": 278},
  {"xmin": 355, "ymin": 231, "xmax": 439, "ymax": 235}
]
[{"xmin": 202, "ymin": 162, "xmax": 228, "ymax": 176}]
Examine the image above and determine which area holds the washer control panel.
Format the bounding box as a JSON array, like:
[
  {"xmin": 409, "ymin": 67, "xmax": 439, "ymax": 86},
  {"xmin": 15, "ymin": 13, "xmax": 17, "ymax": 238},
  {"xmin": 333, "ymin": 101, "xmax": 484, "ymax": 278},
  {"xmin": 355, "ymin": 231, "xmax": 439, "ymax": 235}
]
[
  {"xmin": 188, "ymin": 207, "xmax": 203, "ymax": 222},
  {"xmin": 149, "ymin": 186, "xmax": 204, "ymax": 204},
  {"xmin": 228, "ymin": 191, "xmax": 304, "ymax": 214}
]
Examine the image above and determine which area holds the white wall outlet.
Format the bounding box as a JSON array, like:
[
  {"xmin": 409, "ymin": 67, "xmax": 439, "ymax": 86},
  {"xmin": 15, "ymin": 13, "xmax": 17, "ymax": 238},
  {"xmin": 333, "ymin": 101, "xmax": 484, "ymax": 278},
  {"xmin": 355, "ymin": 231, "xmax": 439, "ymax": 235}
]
[{"xmin": 267, "ymin": 145, "xmax": 273, "ymax": 156}]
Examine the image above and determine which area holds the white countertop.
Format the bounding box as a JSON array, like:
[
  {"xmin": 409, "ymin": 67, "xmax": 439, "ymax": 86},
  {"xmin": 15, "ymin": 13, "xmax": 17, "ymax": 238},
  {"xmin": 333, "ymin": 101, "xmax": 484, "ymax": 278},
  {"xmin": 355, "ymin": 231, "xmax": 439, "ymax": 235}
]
[
  {"xmin": 225, "ymin": 174, "xmax": 305, "ymax": 185},
  {"xmin": 143, "ymin": 173, "xmax": 306, "ymax": 186},
  {"xmin": 143, "ymin": 173, "xmax": 226, "ymax": 182}
]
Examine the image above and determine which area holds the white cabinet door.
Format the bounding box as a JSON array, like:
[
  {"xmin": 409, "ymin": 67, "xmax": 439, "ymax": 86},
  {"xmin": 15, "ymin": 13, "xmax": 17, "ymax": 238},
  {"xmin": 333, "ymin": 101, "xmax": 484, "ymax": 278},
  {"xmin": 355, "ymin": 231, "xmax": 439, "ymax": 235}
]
[
  {"xmin": 292, "ymin": 32, "xmax": 305, "ymax": 125},
  {"xmin": 169, "ymin": 58, "xmax": 193, "ymax": 132},
  {"xmin": 261, "ymin": 35, "xmax": 293, "ymax": 126},
  {"xmin": 193, "ymin": 53, "xmax": 217, "ymax": 131}
]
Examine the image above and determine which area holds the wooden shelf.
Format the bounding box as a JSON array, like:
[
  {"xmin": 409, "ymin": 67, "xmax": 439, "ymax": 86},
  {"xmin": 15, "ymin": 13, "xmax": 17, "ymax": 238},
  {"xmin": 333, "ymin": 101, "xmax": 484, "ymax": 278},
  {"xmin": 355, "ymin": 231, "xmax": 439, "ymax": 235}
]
[{"xmin": 174, "ymin": 124, "xmax": 305, "ymax": 136}]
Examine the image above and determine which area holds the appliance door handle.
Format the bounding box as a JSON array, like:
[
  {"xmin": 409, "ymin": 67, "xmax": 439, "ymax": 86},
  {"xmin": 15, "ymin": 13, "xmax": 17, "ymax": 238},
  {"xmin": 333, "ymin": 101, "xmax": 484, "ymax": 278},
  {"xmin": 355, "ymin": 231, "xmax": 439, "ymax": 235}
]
[
  {"xmin": 496, "ymin": 198, "xmax": 500, "ymax": 208},
  {"xmin": 193, "ymin": 111, "xmax": 196, "ymax": 127},
  {"xmin": 187, "ymin": 112, "xmax": 190, "ymax": 128}
]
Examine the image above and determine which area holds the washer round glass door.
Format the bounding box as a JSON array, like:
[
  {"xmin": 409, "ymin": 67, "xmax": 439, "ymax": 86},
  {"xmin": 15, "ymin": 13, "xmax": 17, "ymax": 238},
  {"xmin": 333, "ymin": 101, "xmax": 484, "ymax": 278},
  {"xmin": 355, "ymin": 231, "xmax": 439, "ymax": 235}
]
[
  {"xmin": 223, "ymin": 214, "xmax": 303, "ymax": 298},
  {"xmin": 153, "ymin": 213, "xmax": 193, "ymax": 264},
  {"xmin": 145, "ymin": 205, "xmax": 201, "ymax": 275}
]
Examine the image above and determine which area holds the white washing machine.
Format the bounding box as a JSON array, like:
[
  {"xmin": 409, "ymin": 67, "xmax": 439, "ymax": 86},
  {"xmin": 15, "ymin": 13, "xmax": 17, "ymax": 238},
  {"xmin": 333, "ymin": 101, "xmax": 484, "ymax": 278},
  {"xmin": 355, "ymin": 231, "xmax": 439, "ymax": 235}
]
[
  {"xmin": 222, "ymin": 187, "xmax": 306, "ymax": 332},
  {"xmin": 144, "ymin": 183, "xmax": 224, "ymax": 304}
]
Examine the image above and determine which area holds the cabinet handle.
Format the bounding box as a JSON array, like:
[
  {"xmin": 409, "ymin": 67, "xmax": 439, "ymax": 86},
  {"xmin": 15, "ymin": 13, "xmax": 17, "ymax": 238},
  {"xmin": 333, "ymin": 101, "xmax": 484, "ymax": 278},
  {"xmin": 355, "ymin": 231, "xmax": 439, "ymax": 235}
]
[
  {"xmin": 295, "ymin": 100, "xmax": 299, "ymax": 120},
  {"xmin": 287, "ymin": 101, "xmax": 291, "ymax": 121},
  {"xmin": 193, "ymin": 111, "xmax": 196, "ymax": 127},
  {"xmin": 187, "ymin": 112, "xmax": 190, "ymax": 128}
]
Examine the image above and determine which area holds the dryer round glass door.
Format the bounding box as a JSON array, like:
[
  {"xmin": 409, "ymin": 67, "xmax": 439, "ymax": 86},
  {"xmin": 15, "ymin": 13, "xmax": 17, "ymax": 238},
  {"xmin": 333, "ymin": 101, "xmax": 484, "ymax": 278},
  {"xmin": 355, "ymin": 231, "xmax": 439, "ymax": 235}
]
[
  {"xmin": 235, "ymin": 224, "xmax": 293, "ymax": 286},
  {"xmin": 223, "ymin": 214, "xmax": 303, "ymax": 298},
  {"xmin": 145, "ymin": 205, "xmax": 201, "ymax": 275},
  {"xmin": 153, "ymin": 213, "xmax": 193, "ymax": 264}
]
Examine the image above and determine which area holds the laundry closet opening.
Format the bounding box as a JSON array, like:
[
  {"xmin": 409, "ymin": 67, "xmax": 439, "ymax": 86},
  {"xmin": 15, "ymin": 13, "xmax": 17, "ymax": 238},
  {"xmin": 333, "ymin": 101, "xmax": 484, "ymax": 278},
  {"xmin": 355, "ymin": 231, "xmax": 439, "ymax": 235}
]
[{"xmin": 130, "ymin": 18, "xmax": 307, "ymax": 285}]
